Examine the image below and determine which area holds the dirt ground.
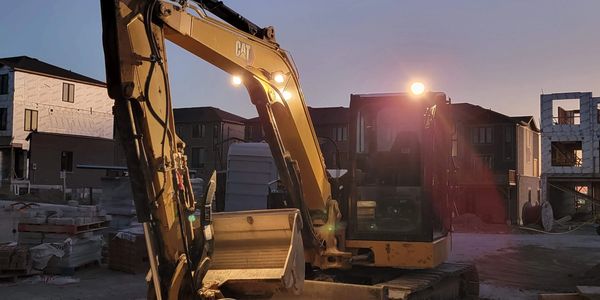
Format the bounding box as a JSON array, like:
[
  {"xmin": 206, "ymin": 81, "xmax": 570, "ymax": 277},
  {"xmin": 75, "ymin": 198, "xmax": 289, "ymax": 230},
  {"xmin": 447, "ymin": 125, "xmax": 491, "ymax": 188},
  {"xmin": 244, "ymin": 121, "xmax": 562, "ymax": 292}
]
[
  {"xmin": 450, "ymin": 225, "xmax": 600, "ymax": 299},
  {"xmin": 2, "ymin": 226, "xmax": 600, "ymax": 300}
]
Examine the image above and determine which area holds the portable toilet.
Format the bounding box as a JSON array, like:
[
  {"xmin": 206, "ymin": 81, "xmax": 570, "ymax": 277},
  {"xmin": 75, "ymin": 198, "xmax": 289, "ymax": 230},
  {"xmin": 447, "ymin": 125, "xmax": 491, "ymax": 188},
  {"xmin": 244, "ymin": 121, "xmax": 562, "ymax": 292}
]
[{"xmin": 225, "ymin": 143, "xmax": 278, "ymax": 211}]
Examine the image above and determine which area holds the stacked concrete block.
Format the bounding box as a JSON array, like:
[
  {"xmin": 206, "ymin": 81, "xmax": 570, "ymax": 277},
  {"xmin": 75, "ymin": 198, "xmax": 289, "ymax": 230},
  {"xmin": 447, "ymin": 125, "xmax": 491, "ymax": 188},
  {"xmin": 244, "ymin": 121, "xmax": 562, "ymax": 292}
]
[
  {"xmin": 0, "ymin": 200, "xmax": 109, "ymax": 274},
  {"xmin": 99, "ymin": 177, "xmax": 136, "ymax": 230},
  {"xmin": 45, "ymin": 235, "xmax": 103, "ymax": 274}
]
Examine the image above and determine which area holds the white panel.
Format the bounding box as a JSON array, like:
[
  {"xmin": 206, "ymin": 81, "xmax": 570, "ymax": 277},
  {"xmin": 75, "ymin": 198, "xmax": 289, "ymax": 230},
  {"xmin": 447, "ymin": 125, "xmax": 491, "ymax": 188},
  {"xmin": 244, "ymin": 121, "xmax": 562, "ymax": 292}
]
[{"xmin": 11, "ymin": 71, "xmax": 113, "ymax": 150}]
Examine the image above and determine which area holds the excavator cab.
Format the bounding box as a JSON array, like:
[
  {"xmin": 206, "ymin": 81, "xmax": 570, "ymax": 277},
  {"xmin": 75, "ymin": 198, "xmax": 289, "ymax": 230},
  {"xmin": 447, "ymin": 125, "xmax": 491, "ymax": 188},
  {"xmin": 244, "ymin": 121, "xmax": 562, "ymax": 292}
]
[{"xmin": 344, "ymin": 92, "xmax": 454, "ymax": 269}]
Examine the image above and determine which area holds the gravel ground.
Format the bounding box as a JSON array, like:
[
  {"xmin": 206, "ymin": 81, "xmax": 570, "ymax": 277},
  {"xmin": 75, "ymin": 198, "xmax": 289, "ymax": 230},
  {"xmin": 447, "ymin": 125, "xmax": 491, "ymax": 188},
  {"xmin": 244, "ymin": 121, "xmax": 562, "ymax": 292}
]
[
  {"xmin": 450, "ymin": 225, "xmax": 600, "ymax": 299},
  {"xmin": 2, "ymin": 226, "xmax": 599, "ymax": 299}
]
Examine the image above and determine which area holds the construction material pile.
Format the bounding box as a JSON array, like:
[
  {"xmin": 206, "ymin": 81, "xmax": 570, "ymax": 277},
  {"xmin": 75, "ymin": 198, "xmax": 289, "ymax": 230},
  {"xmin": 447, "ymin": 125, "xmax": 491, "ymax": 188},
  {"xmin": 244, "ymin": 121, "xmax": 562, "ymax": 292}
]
[
  {"xmin": 108, "ymin": 224, "xmax": 148, "ymax": 274},
  {"xmin": 0, "ymin": 200, "xmax": 110, "ymax": 278},
  {"xmin": 98, "ymin": 177, "xmax": 136, "ymax": 230}
]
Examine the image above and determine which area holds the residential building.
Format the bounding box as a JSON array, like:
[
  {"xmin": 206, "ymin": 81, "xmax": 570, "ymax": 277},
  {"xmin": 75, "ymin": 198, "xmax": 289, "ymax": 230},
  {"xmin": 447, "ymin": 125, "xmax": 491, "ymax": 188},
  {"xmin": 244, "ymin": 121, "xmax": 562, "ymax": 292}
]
[
  {"xmin": 174, "ymin": 107, "xmax": 246, "ymax": 181},
  {"xmin": 540, "ymin": 92, "xmax": 600, "ymax": 219},
  {"xmin": 244, "ymin": 107, "xmax": 350, "ymax": 170},
  {"xmin": 244, "ymin": 116, "xmax": 263, "ymax": 143},
  {"xmin": 451, "ymin": 103, "xmax": 541, "ymax": 224},
  {"xmin": 28, "ymin": 132, "xmax": 115, "ymax": 188},
  {"xmin": 308, "ymin": 107, "xmax": 350, "ymax": 169},
  {"xmin": 0, "ymin": 56, "xmax": 114, "ymax": 193}
]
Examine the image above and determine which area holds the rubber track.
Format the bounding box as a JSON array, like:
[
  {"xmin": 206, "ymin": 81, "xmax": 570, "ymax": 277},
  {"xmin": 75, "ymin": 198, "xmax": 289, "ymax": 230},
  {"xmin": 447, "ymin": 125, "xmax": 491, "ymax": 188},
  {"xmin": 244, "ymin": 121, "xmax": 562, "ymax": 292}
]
[{"xmin": 377, "ymin": 263, "xmax": 479, "ymax": 300}]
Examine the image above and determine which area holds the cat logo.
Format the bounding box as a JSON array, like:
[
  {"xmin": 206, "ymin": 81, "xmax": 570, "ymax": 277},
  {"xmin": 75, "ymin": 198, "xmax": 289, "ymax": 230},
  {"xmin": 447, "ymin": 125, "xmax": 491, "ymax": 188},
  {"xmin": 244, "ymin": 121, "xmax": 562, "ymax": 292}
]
[{"xmin": 235, "ymin": 40, "xmax": 254, "ymax": 65}]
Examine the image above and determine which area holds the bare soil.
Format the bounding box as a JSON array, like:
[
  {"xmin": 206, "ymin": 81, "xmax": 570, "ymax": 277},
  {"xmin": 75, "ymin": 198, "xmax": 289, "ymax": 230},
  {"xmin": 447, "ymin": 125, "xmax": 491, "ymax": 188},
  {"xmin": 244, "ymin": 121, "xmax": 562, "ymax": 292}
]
[{"xmin": 2, "ymin": 226, "xmax": 600, "ymax": 299}]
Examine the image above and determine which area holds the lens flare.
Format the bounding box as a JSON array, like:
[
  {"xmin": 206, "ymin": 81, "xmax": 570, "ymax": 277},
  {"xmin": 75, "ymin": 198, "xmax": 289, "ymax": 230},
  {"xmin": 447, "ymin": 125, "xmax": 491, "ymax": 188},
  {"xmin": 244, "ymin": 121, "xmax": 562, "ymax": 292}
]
[
  {"xmin": 231, "ymin": 75, "xmax": 242, "ymax": 86},
  {"xmin": 410, "ymin": 82, "xmax": 425, "ymax": 95}
]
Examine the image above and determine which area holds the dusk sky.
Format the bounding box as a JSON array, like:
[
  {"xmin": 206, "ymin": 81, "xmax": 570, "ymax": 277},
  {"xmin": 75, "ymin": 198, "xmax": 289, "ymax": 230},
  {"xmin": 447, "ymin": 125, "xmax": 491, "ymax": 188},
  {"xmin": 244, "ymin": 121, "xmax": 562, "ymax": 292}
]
[{"xmin": 1, "ymin": 0, "xmax": 599, "ymax": 121}]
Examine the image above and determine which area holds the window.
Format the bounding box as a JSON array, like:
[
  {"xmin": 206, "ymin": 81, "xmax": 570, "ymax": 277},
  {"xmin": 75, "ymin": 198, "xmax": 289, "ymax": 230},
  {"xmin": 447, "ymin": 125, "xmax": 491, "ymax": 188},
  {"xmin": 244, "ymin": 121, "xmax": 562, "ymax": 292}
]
[
  {"xmin": 191, "ymin": 147, "xmax": 206, "ymax": 168},
  {"xmin": 60, "ymin": 151, "xmax": 73, "ymax": 172},
  {"xmin": 552, "ymin": 99, "xmax": 579, "ymax": 125},
  {"xmin": 333, "ymin": 126, "xmax": 348, "ymax": 142},
  {"xmin": 213, "ymin": 124, "xmax": 220, "ymax": 138},
  {"xmin": 192, "ymin": 124, "xmax": 205, "ymax": 138},
  {"xmin": 451, "ymin": 124, "xmax": 458, "ymax": 157},
  {"xmin": 0, "ymin": 108, "xmax": 7, "ymax": 131},
  {"xmin": 551, "ymin": 141, "xmax": 582, "ymax": 167},
  {"xmin": 472, "ymin": 127, "xmax": 493, "ymax": 144},
  {"xmin": 175, "ymin": 124, "xmax": 185, "ymax": 137},
  {"xmin": 503, "ymin": 127, "xmax": 514, "ymax": 160},
  {"xmin": 24, "ymin": 109, "xmax": 38, "ymax": 131},
  {"xmin": 0, "ymin": 74, "xmax": 8, "ymax": 95},
  {"xmin": 62, "ymin": 83, "xmax": 75, "ymax": 103},
  {"xmin": 472, "ymin": 155, "xmax": 493, "ymax": 171}
]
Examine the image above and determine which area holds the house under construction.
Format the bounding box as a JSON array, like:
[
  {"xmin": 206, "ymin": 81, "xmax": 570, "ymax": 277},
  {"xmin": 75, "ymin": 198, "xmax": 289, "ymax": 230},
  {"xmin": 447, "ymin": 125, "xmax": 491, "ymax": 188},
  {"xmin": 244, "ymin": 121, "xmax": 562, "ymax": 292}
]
[{"xmin": 541, "ymin": 92, "xmax": 600, "ymax": 219}]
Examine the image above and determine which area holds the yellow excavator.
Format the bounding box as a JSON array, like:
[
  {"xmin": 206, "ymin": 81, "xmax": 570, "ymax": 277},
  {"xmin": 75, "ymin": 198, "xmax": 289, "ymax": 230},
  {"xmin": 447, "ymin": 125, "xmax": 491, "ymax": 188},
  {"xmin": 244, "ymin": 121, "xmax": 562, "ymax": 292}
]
[{"xmin": 100, "ymin": 0, "xmax": 478, "ymax": 299}]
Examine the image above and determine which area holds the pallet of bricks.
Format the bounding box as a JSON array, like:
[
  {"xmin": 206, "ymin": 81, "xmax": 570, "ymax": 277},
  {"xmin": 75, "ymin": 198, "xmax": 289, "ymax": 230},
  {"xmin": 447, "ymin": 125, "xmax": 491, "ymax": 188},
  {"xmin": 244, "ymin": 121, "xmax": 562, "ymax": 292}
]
[
  {"xmin": 15, "ymin": 201, "xmax": 110, "ymax": 275},
  {"xmin": 108, "ymin": 224, "xmax": 148, "ymax": 274},
  {"xmin": 0, "ymin": 243, "xmax": 39, "ymax": 281}
]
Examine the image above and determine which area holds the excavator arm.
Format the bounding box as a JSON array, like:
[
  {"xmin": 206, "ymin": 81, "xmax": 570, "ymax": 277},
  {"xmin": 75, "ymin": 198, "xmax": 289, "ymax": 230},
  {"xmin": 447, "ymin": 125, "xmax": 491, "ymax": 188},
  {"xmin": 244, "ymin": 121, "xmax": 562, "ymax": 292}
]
[{"xmin": 101, "ymin": 0, "xmax": 347, "ymax": 298}]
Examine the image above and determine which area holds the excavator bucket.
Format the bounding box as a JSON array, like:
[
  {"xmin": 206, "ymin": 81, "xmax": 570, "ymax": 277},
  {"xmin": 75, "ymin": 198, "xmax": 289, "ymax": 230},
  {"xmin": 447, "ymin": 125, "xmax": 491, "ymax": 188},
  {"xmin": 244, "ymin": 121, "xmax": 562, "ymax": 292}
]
[{"xmin": 203, "ymin": 208, "xmax": 304, "ymax": 297}]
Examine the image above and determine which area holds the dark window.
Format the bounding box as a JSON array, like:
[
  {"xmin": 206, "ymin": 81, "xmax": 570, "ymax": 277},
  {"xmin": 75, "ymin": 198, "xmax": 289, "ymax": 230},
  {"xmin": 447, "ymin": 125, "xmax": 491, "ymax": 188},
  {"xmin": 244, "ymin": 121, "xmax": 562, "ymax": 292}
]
[
  {"xmin": 175, "ymin": 124, "xmax": 185, "ymax": 137},
  {"xmin": 0, "ymin": 74, "xmax": 8, "ymax": 95},
  {"xmin": 472, "ymin": 155, "xmax": 493, "ymax": 170},
  {"xmin": 551, "ymin": 141, "xmax": 582, "ymax": 167},
  {"xmin": 472, "ymin": 126, "xmax": 493, "ymax": 144},
  {"xmin": 191, "ymin": 147, "xmax": 206, "ymax": 168},
  {"xmin": 333, "ymin": 126, "xmax": 348, "ymax": 141},
  {"xmin": 0, "ymin": 108, "xmax": 7, "ymax": 130},
  {"xmin": 504, "ymin": 127, "xmax": 514, "ymax": 160},
  {"xmin": 62, "ymin": 83, "xmax": 75, "ymax": 103},
  {"xmin": 213, "ymin": 124, "xmax": 220, "ymax": 138},
  {"xmin": 24, "ymin": 109, "xmax": 38, "ymax": 131},
  {"xmin": 60, "ymin": 151, "xmax": 73, "ymax": 172},
  {"xmin": 192, "ymin": 124, "xmax": 205, "ymax": 138}
]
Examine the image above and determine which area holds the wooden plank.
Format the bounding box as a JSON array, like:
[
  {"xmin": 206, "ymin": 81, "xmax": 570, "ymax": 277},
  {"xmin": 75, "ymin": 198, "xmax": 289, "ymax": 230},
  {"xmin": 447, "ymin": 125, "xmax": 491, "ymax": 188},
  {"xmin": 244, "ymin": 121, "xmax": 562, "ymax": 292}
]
[
  {"xmin": 538, "ymin": 293, "xmax": 583, "ymax": 300},
  {"xmin": 18, "ymin": 220, "xmax": 109, "ymax": 234}
]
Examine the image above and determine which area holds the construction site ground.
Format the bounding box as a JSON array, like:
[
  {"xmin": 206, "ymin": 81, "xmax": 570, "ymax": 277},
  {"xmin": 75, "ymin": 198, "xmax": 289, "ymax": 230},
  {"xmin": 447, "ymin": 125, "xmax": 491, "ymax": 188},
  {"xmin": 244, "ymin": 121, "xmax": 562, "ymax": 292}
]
[{"xmin": 2, "ymin": 223, "xmax": 600, "ymax": 300}]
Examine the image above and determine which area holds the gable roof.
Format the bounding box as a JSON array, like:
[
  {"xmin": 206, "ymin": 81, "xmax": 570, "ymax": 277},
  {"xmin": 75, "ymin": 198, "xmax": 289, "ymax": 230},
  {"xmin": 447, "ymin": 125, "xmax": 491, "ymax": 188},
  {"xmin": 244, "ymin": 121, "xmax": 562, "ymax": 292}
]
[
  {"xmin": 308, "ymin": 106, "xmax": 349, "ymax": 126},
  {"xmin": 0, "ymin": 56, "xmax": 105, "ymax": 86},
  {"xmin": 510, "ymin": 116, "xmax": 539, "ymax": 132},
  {"xmin": 245, "ymin": 106, "xmax": 349, "ymax": 127},
  {"xmin": 451, "ymin": 103, "xmax": 539, "ymax": 132},
  {"xmin": 173, "ymin": 106, "xmax": 246, "ymax": 124}
]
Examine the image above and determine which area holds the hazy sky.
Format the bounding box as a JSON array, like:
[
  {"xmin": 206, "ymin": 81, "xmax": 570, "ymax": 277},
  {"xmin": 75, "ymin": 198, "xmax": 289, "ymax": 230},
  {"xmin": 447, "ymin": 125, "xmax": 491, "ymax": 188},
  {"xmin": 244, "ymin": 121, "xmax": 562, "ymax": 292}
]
[{"xmin": 1, "ymin": 1, "xmax": 599, "ymax": 121}]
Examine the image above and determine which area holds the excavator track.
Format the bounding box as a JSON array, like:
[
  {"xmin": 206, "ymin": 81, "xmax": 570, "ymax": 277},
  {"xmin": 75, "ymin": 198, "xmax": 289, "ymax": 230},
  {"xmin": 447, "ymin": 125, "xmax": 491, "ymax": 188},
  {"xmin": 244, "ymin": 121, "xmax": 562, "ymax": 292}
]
[
  {"xmin": 271, "ymin": 263, "xmax": 478, "ymax": 300},
  {"xmin": 379, "ymin": 263, "xmax": 479, "ymax": 300}
]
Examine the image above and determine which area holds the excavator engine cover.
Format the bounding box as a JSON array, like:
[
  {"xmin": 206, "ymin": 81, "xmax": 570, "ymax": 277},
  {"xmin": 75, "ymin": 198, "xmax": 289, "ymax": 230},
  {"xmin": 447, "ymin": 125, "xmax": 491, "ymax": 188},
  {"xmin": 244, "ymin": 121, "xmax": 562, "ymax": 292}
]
[{"xmin": 203, "ymin": 208, "xmax": 304, "ymax": 297}]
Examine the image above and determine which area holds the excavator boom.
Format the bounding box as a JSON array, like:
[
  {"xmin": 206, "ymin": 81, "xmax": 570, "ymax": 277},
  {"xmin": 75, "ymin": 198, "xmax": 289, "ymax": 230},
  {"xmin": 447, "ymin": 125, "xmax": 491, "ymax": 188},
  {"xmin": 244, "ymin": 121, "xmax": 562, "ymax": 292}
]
[{"xmin": 100, "ymin": 0, "xmax": 345, "ymax": 298}]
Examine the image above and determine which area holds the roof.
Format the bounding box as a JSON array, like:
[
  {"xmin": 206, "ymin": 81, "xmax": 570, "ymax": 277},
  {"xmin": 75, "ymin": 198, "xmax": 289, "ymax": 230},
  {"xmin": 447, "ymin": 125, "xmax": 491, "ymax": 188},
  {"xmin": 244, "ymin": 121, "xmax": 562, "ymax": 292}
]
[
  {"xmin": 173, "ymin": 106, "xmax": 246, "ymax": 124},
  {"xmin": 245, "ymin": 106, "xmax": 349, "ymax": 126},
  {"xmin": 0, "ymin": 56, "xmax": 105, "ymax": 86},
  {"xmin": 451, "ymin": 103, "xmax": 539, "ymax": 132},
  {"xmin": 510, "ymin": 116, "xmax": 539, "ymax": 132},
  {"xmin": 245, "ymin": 116, "xmax": 260, "ymax": 125},
  {"xmin": 26, "ymin": 131, "xmax": 114, "ymax": 142},
  {"xmin": 308, "ymin": 106, "xmax": 348, "ymax": 126}
]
